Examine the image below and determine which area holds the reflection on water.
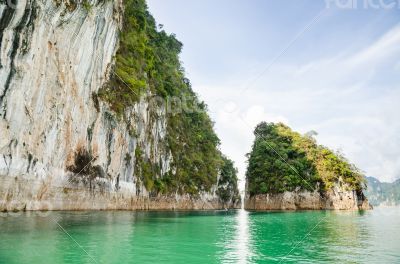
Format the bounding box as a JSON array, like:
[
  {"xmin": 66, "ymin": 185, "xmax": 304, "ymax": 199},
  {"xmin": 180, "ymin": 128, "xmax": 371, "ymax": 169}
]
[
  {"xmin": 234, "ymin": 210, "xmax": 252, "ymax": 263},
  {"xmin": 219, "ymin": 209, "xmax": 253, "ymax": 263},
  {"xmin": 1, "ymin": 208, "xmax": 400, "ymax": 263}
]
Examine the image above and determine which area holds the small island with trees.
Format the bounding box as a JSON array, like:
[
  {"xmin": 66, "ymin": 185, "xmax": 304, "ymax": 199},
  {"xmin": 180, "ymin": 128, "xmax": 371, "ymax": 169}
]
[{"xmin": 244, "ymin": 122, "xmax": 371, "ymax": 210}]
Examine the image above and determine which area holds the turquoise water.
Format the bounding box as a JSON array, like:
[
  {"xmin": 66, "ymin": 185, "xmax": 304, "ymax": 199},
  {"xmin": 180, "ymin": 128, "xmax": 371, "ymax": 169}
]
[{"xmin": 1, "ymin": 208, "xmax": 399, "ymax": 263}]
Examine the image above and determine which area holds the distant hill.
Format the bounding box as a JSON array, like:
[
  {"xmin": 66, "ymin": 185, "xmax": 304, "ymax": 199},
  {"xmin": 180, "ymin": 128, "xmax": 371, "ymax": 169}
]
[{"xmin": 365, "ymin": 177, "xmax": 400, "ymax": 206}]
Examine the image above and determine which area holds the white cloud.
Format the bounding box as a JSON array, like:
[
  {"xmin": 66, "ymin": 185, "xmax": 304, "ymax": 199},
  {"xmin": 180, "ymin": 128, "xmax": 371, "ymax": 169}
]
[
  {"xmin": 243, "ymin": 105, "xmax": 289, "ymax": 128},
  {"xmin": 195, "ymin": 24, "xmax": 400, "ymax": 186},
  {"xmin": 347, "ymin": 25, "xmax": 400, "ymax": 68}
]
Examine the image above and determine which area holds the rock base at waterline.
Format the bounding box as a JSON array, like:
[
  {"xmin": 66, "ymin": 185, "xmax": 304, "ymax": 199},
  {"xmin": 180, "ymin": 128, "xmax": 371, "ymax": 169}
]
[{"xmin": 244, "ymin": 190, "xmax": 371, "ymax": 210}]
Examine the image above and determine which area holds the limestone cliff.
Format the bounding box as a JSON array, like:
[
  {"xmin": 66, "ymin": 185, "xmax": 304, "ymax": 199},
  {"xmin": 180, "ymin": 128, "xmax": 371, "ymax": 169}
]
[
  {"xmin": 244, "ymin": 122, "xmax": 371, "ymax": 210},
  {"xmin": 245, "ymin": 186, "xmax": 371, "ymax": 211},
  {"xmin": 0, "ymin": 0, "xmax": 240, "ymax": 211}
]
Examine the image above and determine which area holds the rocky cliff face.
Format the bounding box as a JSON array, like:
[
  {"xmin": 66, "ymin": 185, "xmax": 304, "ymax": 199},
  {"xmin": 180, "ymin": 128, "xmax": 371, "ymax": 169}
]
[
  {"xmin": 0, "ymin": 0, "xmax": 240, "ymax": 211},
  {"xmin": 245, "ymin": 186, "xmax": 371, "ymax": 211},
  {"xmin": 365, "ymin": 177, "xmax": 400, "ymax": 207}
]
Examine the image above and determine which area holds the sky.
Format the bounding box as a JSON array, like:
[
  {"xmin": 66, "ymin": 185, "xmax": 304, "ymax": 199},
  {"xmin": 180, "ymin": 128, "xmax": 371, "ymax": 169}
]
[{"xmin": 147, "ymin": 0, "xmax": 400, "ymax": 188}]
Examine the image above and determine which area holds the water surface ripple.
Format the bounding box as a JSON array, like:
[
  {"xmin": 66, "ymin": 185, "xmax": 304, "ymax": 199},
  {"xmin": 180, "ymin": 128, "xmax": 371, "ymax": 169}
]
[{"xmin": 1, "ymin": 208, "xmax": 399, "ymax": 263}]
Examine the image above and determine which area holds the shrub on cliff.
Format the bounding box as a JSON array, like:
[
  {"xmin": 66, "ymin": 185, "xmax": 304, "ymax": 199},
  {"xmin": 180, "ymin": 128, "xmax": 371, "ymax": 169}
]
[
  {"xmin": 246, "ymin": 122, "xmax": 366, "ymax": 196},
  {"xmin": 97, "ymin": 0, "xmax": 239, "ymax": 199},
  {"xmin": 217, "ymin": 156, "xmax": 241, "ymax": 205}
]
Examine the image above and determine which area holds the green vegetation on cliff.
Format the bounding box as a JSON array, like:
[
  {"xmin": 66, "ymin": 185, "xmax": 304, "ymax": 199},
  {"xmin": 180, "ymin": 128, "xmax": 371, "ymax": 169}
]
[
  {"xmin": 217, "ymin": 156, "xmax": 241, "ymax": 205},
  {"xmin": 98, "ymin": 0, "xmax": 190, "ymax": 113},
  {"xmin": 97, "ymin": 0, "xmax": 239, "ymax": 199},
  {"xmin": 246, "ymin": 122, "xmax": 365, "ymax": 196},
  {"xmin": 365, "ymin": 177, "xmax": 400, "ymax": 206}
]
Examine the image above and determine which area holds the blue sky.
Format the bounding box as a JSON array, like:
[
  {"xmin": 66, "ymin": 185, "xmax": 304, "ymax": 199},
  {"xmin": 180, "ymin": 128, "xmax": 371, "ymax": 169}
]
[{"xmin": 147, "ymin": 0, "xmax": 400, "ymax": 187}]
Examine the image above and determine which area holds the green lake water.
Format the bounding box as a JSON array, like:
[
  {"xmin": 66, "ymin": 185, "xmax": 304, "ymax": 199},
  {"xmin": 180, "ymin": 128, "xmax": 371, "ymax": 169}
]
[{"xmin": 1, "ymin": 207, "xmax": 399, "ymax": 263}]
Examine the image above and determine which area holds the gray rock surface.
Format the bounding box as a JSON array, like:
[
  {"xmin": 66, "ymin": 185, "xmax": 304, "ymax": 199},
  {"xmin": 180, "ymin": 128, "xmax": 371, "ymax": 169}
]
[
  {"xmin": 245, "ymin": 186, "xmax": 371, "ymax": 210},
  {"xmin": 0, "ymin": 0, "xmax": 235, "ymax": 211}
]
